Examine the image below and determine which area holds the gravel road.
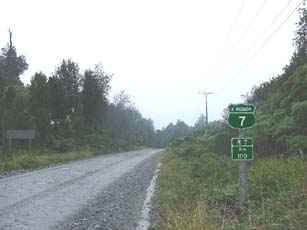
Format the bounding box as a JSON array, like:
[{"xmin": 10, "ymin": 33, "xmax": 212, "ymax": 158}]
[{"xmin": 0, "ymin": 149, "xmax": 164, "ymax": 230}]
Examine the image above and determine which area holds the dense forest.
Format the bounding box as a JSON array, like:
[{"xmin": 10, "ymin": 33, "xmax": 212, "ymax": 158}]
[
  {"xmin": 0, "ymin": 33, "xmax": 156, "ymax": 153},
  {"xmin": 0, "ymin": 32, "xmax": 198, "ymax": 153},
  {"xmin": 246, "ymin": 6, "xmax": 307, "ymax": 156}
]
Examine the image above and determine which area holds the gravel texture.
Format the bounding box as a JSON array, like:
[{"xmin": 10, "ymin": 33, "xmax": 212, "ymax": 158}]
[{"xmin": 0, "ymin": 149, "xmax": 164, "ymax": 230}]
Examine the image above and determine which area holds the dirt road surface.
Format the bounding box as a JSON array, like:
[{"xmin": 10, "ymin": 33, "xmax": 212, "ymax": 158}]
[{"xmin": 0, "ymin": 149, "xmax": 164, "ymax": 230}]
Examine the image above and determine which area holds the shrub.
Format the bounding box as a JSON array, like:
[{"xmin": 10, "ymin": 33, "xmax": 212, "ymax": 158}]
[{"xmin": 53, "ymin": 136, "xmax": 75, "ymax": 152}]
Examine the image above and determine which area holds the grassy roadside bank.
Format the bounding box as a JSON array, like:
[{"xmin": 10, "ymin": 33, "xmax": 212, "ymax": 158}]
[
  {"xmin": 0, "ymin": 146, "xmax": 146, "ymax": 174},
  {"xmin": 156, "ymin": 146, "xmax": 307, "ymax": 229},
  {"xmin": 0, "ymin": 150, "xmax": 94, "ymax": 174}
]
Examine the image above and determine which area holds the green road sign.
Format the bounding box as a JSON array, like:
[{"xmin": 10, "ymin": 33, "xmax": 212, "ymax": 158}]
[
  {"xmin": 227, "ymin": 104, "xmax": 256, "ymax": 129},
  {"xmin": 231, "ymin": 138, "xmax": 253, "ymax": 160}
]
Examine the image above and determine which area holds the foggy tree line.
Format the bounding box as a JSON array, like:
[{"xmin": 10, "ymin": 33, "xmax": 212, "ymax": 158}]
[
  {"xmin": 0, "ymin": 33, "xmax": 157, "ymax": 152},
  {"xmin": 153, "ymin": 114, "xmax": 207, "ymax": 147},
  {"xmin": 0, "ymin": 31, "xmax": 224, "ymax": 153}
]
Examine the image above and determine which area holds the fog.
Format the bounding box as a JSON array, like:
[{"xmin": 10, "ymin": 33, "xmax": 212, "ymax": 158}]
[{"xmin": 0, "ymin": 0, "xmax": 301, "ymax": 129}]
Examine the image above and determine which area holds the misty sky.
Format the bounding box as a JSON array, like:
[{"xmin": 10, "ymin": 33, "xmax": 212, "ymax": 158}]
[{"xmin": 0, "ymin": 0, "xmax": 303, "ymax": 129}]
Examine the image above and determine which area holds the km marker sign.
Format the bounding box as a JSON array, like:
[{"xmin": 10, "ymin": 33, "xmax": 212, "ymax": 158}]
[{"xmin": 231, "ymin": 138, "xmax": 253, "ymax": 160}]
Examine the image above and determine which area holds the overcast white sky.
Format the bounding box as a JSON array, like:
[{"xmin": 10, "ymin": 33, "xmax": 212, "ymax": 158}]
[{"xmin": 0, "ymin": 0, "xmax": 304, "ymax": 129}]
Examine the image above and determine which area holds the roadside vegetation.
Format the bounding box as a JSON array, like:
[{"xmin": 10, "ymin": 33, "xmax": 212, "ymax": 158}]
[
  {"xmin": 156, "ymin": 6, "xmax": 307, "ymax": 229},
  {"xmin": 0, "ymin": 149, "xmax": 93, "ymax": 174},
  {"xmin": 156, "ymin": 139, "xmax": 306, "ymax": 229}
]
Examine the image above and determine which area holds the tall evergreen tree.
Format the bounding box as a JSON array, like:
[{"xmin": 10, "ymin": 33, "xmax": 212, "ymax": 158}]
[
  {"xmin": 0, "ymin": 30, "xmax": 28, "ymax": 87},
  {"xmin": 82, "ymin": 69, "xmax": 104, "ymax": 126},
  {"xmin": 29, "ymin": 72, "xmax": 49, "ymax": 140},
  {"xmin": 0, "ymin": 30, "xmax": 28, "ymax": 144}
]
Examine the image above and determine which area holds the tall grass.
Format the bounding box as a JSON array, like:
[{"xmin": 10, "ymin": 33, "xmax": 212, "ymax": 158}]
[
  {"xmin": 0, "ymin": 149, "xmax": 94, "ymax": 174},
  {"xmin": 0, "ymin": 144, "xmax": 145, "ymax": 174},
  {"xmin": 156, "ymin": 151, "xmax": 307, "ymax": 229}
]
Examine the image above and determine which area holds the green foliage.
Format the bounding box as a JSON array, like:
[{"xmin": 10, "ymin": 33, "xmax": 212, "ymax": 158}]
[
  {"xmin": 168, "ymin": 120, "xmax": 236, "ymax": 157},
  {"xmin": 107, "ymin": 93, "xmax": 155, "ymax": 147},
  {"xmin": 29, "ymin": 72, "xmax": 49, "ymax": 141},
  {"xmin": 0, "ymin": 150, "xmax": 93, "ymax": 174},
  {"xmin": 47, "ymin": 76, "xmax": 66, "ymax": 124},
  {"xmin": 52, "ymin": 136, "xmax": 75, "ymax": 152},
  {"xmin": 240, "ymin": 7, "xmax": 307, "ymax": 156},
  {"xmin": 291, "ymin": 101, "xmax": 307, "ymax": 130},
  {"xmin": 81, "ymin": 66, "xmax": 111, "ymax": 127},
  {"xmin": 172, "ymin": 142, "xmax": 204, "ymax": 158},
  {"xmin": 52, "ymin": 59, "xmax": 81, "ymax": 123},
  {"xmin": 245, "ymin": 59, "xmax": 307, "ymax": 155},
  {"xmin": 154, "ymin": 120, "xmax": 193, "ymax": 148},
  {"xmin": 0, "ymin": 32, "xmax": 29, "ymax": 144},
  {"xmin": 157, "ymin": 141, "xmax": 307, "ymax": 229},
  {"xmin": 248, "ymin": 156, "xmax": 306, "ymax": 201},
  {"xmin": 286, "ymin": 135, "xmax": 307, "ymax": 153},
  {"xmin": 0, "ymin": 32, "xmax": 156, "ymax": 156},
  {"xmin": 0, "ymin": 34, "xmax": 28, "ymax": 86}
]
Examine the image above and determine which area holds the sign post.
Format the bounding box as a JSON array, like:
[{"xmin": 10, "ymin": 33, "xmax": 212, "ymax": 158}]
[
  {"xmin": 239, "ymin": 129, "xmax": 247, "ymax": 206},
  {"xmin": 227, "ymin": 104, "xmax": 256, "ymax": 207}
]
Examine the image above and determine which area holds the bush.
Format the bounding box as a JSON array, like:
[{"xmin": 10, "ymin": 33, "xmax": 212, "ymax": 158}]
[
  {"xmin": 286, "ymin": 135, "xmax": 307, "ymax": 153},
  {"xmin": 157, "ymin": 146, "xmax": 307, "ymax": 229},
  {"xmin": 53, "ymin": 136, "xmax": 75, "ymax": 152}
]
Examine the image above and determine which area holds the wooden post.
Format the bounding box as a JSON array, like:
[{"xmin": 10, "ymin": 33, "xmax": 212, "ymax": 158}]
[
  {"xmin": 29, "ymin": 139, "xmax": 32, "ymax": 153},
  {"xmin": 9, "ymin": 139, "xmax": 12, "ymax": 152}
]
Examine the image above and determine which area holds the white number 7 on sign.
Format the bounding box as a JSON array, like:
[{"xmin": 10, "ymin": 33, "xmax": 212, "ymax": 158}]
[{"xmin": 239, "ymin": 116, "xmax": 246, "ymax": 127}]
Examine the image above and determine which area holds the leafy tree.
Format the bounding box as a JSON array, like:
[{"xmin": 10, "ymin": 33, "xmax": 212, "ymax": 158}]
[
  {"xmin": 291, "ymin": 101, "xmax": 307, "ymax": 132},
  {"xmin": 81, "ymin": 65, "xmax": 112, "ymax": 127},
  {"xmin": 29, "ymin": 72, "xmax": 49, "ymax": 141},
  {"xmin": 93, "ymin": 63, "xmax": 112, "ymax": 124},
  {"xmin": 2, "ymin": 86, "xmax": 32, "ymax": 130},
  {"xmin": 47, "ymin": 76, "xmax": 66, "ymax": 126},
  {"xmin": 82, "ymin": 69, "xmax": 103, "ymax": 126},
  {"xmin": 52, "ymin": 59, "xmax": 81, "ymax": 122}
]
